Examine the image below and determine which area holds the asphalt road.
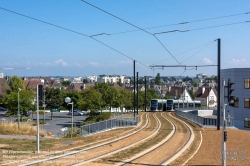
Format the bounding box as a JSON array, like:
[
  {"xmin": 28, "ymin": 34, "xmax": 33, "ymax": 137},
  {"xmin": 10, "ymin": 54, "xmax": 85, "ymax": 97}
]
[{"xmin": 0, "ymin": 111, "xmax": 88, "ymax": 138}]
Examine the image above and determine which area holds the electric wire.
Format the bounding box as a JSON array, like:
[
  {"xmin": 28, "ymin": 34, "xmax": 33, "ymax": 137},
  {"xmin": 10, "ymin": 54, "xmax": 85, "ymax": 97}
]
[
  {"xmin": 0, "ymin": 6, "xmax": 149, "ymax": 68},
  {"xmin": 94, "ymin": 11, "xmax": 250, "ymax": 36},
  {"xmin": 154, "ymin": 21, "xmax": 250, "ymax": 35},
  {"xmin": 152, "ymin": 40, "xmax": 216, "ymax": 65},
  {"xmin": 180, "ymin": 40, "xmax": 216, "ymax": 64},
  {"xmin": 81, "ymin": 0, "xmax": 183, "ymax": 67}
]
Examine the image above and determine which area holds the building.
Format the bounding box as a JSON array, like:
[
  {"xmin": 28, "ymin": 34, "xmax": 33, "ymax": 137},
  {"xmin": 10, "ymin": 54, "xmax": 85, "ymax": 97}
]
[
  {"xmin": 221, "ymin": 68, "xmax": 250, "ymax": 130},
  {"xmin": 195, "ymin": 86, "xmax": 217, "ymax": 107},
  {"xmin": 97, "ymin": 75, "xmax": 125, "ymax": 84}
]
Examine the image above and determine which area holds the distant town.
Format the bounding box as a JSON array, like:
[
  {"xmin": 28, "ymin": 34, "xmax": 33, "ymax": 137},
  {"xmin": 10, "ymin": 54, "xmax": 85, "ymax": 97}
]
[{"xmin": 0, "ymin": 72, "xmax": 218, "ymax": 108}]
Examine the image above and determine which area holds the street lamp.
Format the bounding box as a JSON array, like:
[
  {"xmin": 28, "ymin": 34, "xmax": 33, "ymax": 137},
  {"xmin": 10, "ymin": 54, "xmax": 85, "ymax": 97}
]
[
  {"xmin": 17, "ymin": 88, "xmax": 21, "ymax": 129},
  {"xmin": 65, "ymin": 97, "xmax": 73, "ymax": 138}
]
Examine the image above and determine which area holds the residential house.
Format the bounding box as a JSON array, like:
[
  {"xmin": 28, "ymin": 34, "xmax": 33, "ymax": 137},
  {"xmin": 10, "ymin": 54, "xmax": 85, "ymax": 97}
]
[
  {"xmin": 66, "ymin": 83, "xmax": 93, "ymax": 92},
  {"xmin": 194, "ymin": 86, "xmax": 217, "ymax": 107}
]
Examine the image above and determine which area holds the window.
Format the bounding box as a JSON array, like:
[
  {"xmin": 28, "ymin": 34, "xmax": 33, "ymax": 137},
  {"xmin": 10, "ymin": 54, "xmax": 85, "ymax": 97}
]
[
  {"xmin": 245, "ymin": 78, "xmax": 250, "ymax": 89},
  {"xmin": 245, "ymin": 98, "xmax": 250, "ymax": 108},
  {"xmin": 244, "ymin": 118, "xmax": 250, "ymax": 128}
]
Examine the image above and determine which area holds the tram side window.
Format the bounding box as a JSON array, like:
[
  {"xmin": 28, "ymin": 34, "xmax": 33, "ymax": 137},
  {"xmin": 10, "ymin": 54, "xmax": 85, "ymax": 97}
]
[
  {"xmin": 195, "ymin": 103, "xmax": 201, "ymax": 107},
  {"xmin": 189, "ymin": 103, "xmax": 194, "ymax": 107},
  {"xmin": 244, "ymin": 118, "xmax": 250, "ymax": 128}
]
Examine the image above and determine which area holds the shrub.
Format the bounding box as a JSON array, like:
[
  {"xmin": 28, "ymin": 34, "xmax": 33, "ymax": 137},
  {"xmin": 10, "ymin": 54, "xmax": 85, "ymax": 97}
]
[{"xmin": 63, "ymin": 127, "xmax": 80, "ymax": 138}]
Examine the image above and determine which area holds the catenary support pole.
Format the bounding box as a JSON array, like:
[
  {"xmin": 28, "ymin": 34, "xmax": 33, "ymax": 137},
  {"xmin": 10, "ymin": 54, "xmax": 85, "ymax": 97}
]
[
  {"xmin": 36, "ymin": 85, "xmax": 40, "ymax": 153},
  {"xmin": 144, "ymin": 76, "xmax": 147, "ymax": 112},
  {"xmin": 217, "ymin": 38, "xmax": 221, "ymax": 130},
  {"xmin": 137, "ymin": 72, "xmax": 139, "ymax": 115},
  {"xmin": 134, "ymin": 60, "xmax": 136, "ymax": 117}
]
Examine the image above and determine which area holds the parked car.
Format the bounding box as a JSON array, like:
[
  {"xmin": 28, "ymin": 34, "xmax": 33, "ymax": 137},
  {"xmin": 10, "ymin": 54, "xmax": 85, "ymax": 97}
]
[{"xmin": 68, "ymin": 110, "xmax": 85, "ymax": 116}]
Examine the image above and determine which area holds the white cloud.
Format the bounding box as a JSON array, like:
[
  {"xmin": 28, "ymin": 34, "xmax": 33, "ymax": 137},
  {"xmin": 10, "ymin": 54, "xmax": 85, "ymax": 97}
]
[
  {"xmin": 26, "ymin": 61, "xmax": 30, "ymax": 64},
  {"xmin": 55, "ymin": 59, "xmax": 68, "ymax": 66},
  {"xmin": 228, "ymin": 58, "xmax": 249, "ymax": 65},
  {"xmin": 89, "ymin": 62, "xmax": 100, "ymax": 67},
  {"xmin": 203, "ymin": 58, "xmax": 213, "ymax": 64},
  {"xmin": 74, "ymin": 63, "xmax": 83, "ymax": 67},
  {"xmin": 118, "ymin": 60, "xmax": 132, "ymax": 65}
]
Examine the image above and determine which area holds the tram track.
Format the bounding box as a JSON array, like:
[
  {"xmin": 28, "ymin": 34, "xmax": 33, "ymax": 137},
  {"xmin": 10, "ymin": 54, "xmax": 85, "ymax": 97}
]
[
  {"xmin": 114, "ymin": 112, "xmax": 194, "ymax": 166},
  {"xmin": 19, "ymin": 112, "xmax": 161, "ymax": 166},
  {"xmin": 3, "ymin": 113, "xmax": 147, "ymax": 166}
]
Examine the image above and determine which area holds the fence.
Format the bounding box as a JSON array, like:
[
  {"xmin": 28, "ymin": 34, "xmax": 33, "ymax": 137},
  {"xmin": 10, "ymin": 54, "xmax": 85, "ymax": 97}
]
[
  {"xmin": 80, "ymin": 115, "xmax": 140, "ymax": 136},
  {"xmin": 175, "ymin": 110, "xmax": 234, "ymax": 127}
]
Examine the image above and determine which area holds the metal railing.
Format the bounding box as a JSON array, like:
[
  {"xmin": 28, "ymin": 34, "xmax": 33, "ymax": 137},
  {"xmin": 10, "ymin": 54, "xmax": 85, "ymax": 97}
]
[
  {"xmin": 175, "ymin": 110, "xmax": 234, "ymax": 127},
  {"xmin": 80, "ymin": 115, "xmax": 140, "ymax": 136}
]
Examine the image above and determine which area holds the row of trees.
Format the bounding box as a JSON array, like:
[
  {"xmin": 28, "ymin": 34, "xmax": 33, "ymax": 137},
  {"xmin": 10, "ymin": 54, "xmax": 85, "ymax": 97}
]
[{"xmin": 1, "ymin": 76, "xmax": 159, "ymax": 115}]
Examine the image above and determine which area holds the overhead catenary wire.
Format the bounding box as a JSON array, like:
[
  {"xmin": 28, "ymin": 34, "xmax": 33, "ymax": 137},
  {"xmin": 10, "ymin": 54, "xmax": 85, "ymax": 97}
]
[
  {"xmin": 92, "ymin": 11, "xmax": 250, "ymax": 36},
  {"xmin": 81, "ymin": 0, "xmax": 183, "ymax": 67},
  {"xmin": 0, "ymin": 6, "xmax": 149, "ymax": 68},
  {"xmin": 152, "ymin": 40, "xmax": 216, "ymax": 65},
  {"xmin": 154, "ymin": 21, "xmax": 250, "ymax": 35},
  {"xmin": 180, "ymin": 40, "xmax": 216, "ymax": 64}
]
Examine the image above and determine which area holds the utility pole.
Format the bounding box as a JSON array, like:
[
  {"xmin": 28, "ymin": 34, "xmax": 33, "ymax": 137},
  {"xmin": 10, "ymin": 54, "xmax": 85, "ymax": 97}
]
[
  {"xmin": 136, "ymin": 72, "xmax": 139, "ymax": 115},
  {"xmin": 133, "ymin": 60, "xmax": 136, "ymax": 117},
  {"xmin": 217, "ymin": 38, "xmax": 221, "ymax": 130},
  {"xmin": 144, "ymin": 76, "xmax": 147, "ymax": 112},
  {"xmin": 221, "ymin": 79, "xmax": 227, "ymax": 166}
]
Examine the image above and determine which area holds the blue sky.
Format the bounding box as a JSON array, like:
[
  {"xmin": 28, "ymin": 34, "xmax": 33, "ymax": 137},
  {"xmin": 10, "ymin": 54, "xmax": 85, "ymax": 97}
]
[{"xmin": 0, "ymin": 0, "xmax": 249, "ymax": 77}]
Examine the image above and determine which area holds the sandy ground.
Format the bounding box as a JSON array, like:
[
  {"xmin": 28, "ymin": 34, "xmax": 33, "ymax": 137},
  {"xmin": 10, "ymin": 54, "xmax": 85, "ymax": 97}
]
[{"xmin": 186, "ymin": 128, "xmax": 250, "ymax": 166}]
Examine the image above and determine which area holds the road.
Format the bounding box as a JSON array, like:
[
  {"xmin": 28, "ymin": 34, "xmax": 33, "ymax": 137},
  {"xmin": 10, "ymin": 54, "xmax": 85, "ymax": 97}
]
[{"xmin": 0, "ymin": 111, "xmax": 88, "ymax": 138}]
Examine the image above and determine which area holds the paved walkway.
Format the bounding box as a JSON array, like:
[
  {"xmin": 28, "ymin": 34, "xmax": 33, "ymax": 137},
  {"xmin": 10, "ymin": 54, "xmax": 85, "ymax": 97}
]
[{"xmin": 0, "ymin": 134, "xmax": 53, "ymax": 140}]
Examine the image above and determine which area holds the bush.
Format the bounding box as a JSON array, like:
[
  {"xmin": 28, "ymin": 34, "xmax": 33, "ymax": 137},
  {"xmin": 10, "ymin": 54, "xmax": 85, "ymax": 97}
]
[
  {"xmin": 81, "ymin": 112, "xmax": 113, "ymax": 125},
  {"xmin": 63, "ymin": 127, "xmax": 80, "ymax": 138}
]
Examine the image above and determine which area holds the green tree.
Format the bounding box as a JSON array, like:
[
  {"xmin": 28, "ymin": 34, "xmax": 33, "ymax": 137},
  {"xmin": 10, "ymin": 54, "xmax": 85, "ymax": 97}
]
[
  {"xmin": 120, "ymin": 89, "xmax": 133, "ymax": 110},
  {"xmin": 79, "ymin": 87, "xmax": 102, "ymax": 111},
  {"xmin": 62, "ymin": 90, "xmax": 82, "ymax": 110},
  {"xmin": 8, "ymin": 75, "xmax": 24, "ymax": 91},
  {"xmin": 188, "ymin": 90, "xmax": 195, "ymax": 100},
  {"xmin": 155, "ymin": 73, "xmax": 161, "ymax": 85},
  {"xmin": 83, "ymin": 79, "xmax": 88, "ymax": 83},
  {"xmin": 61, "ymin": 81, "xmax": 71, "ymax": 87},
  {"xmin": 3, "ymin": 89, "xmax": 35, "ymax": 115},
  {"xmin": 46, "ymin": 88, "xmax": 63, "ymax": 109},
  {"xmin": 191, "ymin": 80, "xmax": 198, "ymax": 87}
]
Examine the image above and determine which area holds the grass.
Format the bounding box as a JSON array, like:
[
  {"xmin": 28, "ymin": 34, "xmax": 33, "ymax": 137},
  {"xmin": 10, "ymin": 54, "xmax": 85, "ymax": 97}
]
[{"xmin": 0, "ymin": 121, "xmax": 45, "ymax": 137}]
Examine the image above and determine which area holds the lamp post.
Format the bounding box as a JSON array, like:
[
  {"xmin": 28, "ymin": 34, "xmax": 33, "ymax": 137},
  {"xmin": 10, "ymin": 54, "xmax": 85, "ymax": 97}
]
[
  {"xmin": 65, "ymin": 97, "xmax": 73, "ymax": 138},
  {"xmin": 43, "ymin": 89, "xmax": 46, "ymax": 122},
  {"xmin": 17, "ymin": 88, "xmax": 21, "ymax": 129}
]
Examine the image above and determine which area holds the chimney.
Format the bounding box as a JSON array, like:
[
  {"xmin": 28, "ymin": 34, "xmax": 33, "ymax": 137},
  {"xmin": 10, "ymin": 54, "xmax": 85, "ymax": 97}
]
[{"xmin": 202, "ymin": 87, "xmax": 205, "ymax": 94}]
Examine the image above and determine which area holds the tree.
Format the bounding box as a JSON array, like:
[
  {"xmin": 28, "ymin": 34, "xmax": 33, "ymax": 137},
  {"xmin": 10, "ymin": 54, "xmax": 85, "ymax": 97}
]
[
  {"xmin": 62, "ymin": 90, "xmax": 82, "ymax": 110},
  {"xmin": 191, "ymin": 80, "xmax": 198, "ymax": 87},
  {"xmin": 155, "ymin": 73, "xmax": 161, "ymax": 85},
  {"xmin": 83, "ymin": 79, "xmax": 88, "ymax": 83},
  {"xmin": 120, "ymin": 89, "xmax": 133, "ymax": 110},
  {"xmin": 188, "ymin": 90, "xmax": 195, "ymax": 100},
  {"xmin": 61, "ymin": 81, "xmax": 71, "ymax": 87},
  {"xmin": 79, "ymin": 87, "xmax": 102, "ymax": 111},
  {"xmin": 8, "ymin": 75, "xmax": 24, "ymax": 91},
  {"xmin": 3, "ymin": 89, "xmax": 35, "ymax": 115},
  {"xmin": 45, "ymin": 88, "xmax": 63, "ymax": 109}
]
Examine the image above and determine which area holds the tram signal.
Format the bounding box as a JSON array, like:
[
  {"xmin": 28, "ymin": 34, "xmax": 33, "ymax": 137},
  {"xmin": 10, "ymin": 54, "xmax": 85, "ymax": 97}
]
[
  {"xmin": 38, "ymin": 85, "xmax": 43, "ymax": 106},
  {"xmin": 224, "ymin": 131, "xmax": 227, "ymax": 141}
]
